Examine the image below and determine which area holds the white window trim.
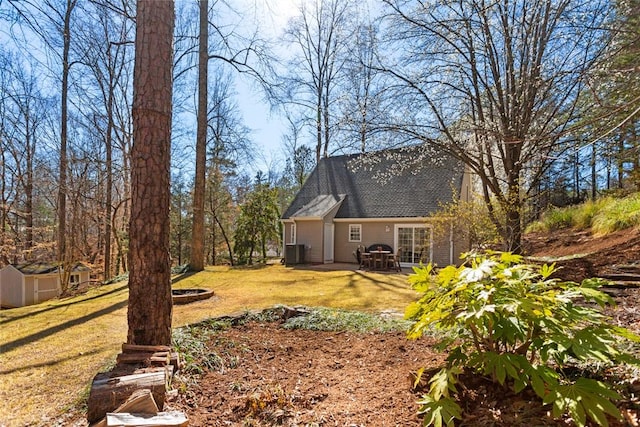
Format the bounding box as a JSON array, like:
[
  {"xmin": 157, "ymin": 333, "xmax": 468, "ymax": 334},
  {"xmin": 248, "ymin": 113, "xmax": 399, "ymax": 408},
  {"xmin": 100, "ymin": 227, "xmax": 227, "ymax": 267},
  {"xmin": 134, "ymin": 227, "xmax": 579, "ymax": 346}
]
[
  {"xmin": 394, "ymin": 223, "xmax": 433, "ymax": 265},
  {"xmin": 290, "ymin": 223, "xmax": 296, "ymax": 244},
  {"xmin": 348, "ymin": 224, "xmax": 362, "ymax": 242}
]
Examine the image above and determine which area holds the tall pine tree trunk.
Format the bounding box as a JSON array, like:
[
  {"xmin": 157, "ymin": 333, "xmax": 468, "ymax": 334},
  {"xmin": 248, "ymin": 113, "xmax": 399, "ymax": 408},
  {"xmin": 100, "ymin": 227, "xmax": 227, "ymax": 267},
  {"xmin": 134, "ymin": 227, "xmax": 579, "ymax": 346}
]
[
  {"xmin": 190, "ymin": 0, "xmax": 208, "ymax": 272},
  {"xmin": 127, "ymin": 0, "xmax": 175, "ymax": 346}
]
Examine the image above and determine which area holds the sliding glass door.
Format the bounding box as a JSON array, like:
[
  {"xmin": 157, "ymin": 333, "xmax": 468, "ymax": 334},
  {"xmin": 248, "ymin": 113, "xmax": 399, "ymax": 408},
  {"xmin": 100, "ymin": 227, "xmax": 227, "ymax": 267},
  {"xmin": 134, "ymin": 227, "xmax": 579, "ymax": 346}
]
[{"xmin": 396, "ymin": 225, "xmax": 431, "ymax": 265}]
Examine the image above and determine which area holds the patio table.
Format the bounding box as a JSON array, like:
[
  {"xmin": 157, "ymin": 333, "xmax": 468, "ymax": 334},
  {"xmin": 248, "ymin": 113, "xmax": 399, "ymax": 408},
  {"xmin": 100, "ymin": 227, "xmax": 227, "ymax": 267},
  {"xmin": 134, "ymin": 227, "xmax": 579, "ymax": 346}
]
[{"xmin": 369, "ymin": 250, "xmax": 390, "ymax": 271}]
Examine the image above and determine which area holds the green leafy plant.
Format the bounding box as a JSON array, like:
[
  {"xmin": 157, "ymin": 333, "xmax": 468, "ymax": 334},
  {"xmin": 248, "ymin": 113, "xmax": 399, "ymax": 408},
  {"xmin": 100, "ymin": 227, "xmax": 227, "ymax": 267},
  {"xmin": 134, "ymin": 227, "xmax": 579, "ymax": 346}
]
[
  {"xmin": 282, "ymin": 306, "xmax": 412, "ymax": 333},
  {"xmin": 405, "ymin": 251, "xmax": 640, "ymax": 427}
]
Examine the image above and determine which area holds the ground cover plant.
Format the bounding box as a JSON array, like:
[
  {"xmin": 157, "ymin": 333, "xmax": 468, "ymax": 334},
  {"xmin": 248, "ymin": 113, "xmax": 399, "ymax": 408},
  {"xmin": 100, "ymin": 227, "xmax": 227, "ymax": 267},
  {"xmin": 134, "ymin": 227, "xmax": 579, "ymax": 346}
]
[{"xmin": 406, "ymin": 251, "xmax": 640, "ymax": 427}]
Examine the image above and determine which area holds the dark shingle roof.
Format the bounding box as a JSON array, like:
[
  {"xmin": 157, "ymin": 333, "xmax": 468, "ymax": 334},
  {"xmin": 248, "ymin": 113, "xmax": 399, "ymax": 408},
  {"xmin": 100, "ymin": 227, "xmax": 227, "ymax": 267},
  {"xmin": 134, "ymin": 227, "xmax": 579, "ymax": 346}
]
[
  {"xmin": 13, "ymin": 262, "xmax": 91, "ymax": 275},
  {"xmin": 289, "ymin": 194, "xmax": 346, "ymax": 218},
  {"xmin": 282, "ymin": 146, "xmax": 464, "ymax": 219}
]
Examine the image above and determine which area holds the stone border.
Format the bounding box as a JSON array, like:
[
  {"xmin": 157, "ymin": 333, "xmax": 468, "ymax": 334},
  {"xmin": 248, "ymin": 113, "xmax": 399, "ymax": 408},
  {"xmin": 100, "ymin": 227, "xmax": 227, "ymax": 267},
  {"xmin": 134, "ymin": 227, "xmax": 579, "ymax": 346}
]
[{"xmin": 171, "ymin": 288, "xmax": 215, "ymax": 305}]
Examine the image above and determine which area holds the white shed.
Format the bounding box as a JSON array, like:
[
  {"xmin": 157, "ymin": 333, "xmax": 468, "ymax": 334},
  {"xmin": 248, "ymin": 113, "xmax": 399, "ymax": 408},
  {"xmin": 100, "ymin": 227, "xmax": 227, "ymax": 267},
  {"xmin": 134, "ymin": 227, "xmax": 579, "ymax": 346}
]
[{"xmin": 0, "ymin": 262, "xmax": 91, "ymax": 308}]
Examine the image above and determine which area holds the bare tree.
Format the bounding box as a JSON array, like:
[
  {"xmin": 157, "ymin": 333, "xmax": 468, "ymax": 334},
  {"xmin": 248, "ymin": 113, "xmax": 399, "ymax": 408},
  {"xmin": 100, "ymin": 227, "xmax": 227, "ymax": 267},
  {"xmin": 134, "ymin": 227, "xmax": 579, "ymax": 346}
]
[
  {"xmin": 5, "ymin": 0, "xmax": 78, "ymax": 285},
  {"xmin": 381, "ymin": 0, "xmax": 612, "ymax": 253},
  {"xmin": 76, "ymin": 0, "xmax": 135, "ymax": 281},
  {"xmin": 190, "ymin": 0, "xmax": 209, "ymax": 272},
  {"xmin": 336, "ymin": 20, "xmax": 392, "ymax": 153},
  {"xmin": 127, "ymin": 0, "xmax": 174, "ymax": 346},
  {"xmin": 0, "ymin": 48, "xmax": 56, "ymax": 264},
  {"xmin": 206, "ymin": 72, "xmax": 252, "ymax": 265},
  {"xmin": 584, "ymin": 0, "xmax": 640, "ymax": 190},
  {"xmin": 282, "ymin": 0, "xmax": 354, "ymax": 161},
  {"xmin": 57, "ymin": 0, "xmax": 76, "ymax": 274},
  {"xmin": 170, "ymin": 0, "xmax": 274, "ymax": 271}
]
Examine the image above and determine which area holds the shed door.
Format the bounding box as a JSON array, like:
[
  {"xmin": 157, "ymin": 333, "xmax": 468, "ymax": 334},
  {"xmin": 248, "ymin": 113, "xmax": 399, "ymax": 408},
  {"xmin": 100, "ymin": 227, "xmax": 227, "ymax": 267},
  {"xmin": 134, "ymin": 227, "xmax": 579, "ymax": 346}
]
[{"xmin": 323, "ymin": 223, "xmax": 334, "ymax": 263}]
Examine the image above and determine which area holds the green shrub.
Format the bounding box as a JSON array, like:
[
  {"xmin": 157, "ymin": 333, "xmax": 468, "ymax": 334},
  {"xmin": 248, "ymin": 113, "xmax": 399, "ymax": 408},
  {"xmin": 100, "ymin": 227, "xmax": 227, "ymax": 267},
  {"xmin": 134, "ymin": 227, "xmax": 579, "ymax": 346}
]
[
  {"xmin": 592, "ymin": 193, "xmax": 640, "ymax": 235},
  {"xmin": 526, "ymin": 193, "xmax": 640, "ymax": 235},
  {"xmin": 544, "ymin": 206, "xmax": 576, "ymax": 231},
  {"xmin": 526, "ymin": 206, "xmax": 574, "ymax": 233},
  {"xmin": 572, "ymin": 198, "xmax": 606, "ymax": 229},
  {"xmin": 405, "ymin": 251, "xmax": 640, "ymax": 427}
]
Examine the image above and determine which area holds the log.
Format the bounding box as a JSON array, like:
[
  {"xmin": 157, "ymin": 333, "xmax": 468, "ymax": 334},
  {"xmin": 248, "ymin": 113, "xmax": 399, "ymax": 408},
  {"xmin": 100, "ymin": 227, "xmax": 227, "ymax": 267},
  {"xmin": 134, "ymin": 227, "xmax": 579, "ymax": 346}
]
[
  {"xmin": 169, "ymin": 351, "xmax": 181, "ymax": 370},
  {"xmin": 115, "ymin": 388, "xmax": 159, "ymax": 414},
  {"xmin": 134, "ymin": 365, "xmax": 174, "ymax": 377},
  {"xmin": 90, "ymin": 389, "xmax": 159, "ymax": 427},
  {"xmin": 87, "ymin": 371, "xmax": 167, "ymax": 424},
  {"xmin": 134, "ymin": 365, "xmax": 175, "ymax": 386},
  {"xmin": 120, "ymin": 344, "xmax": 181, "ymax": 370},
  {"xmin": 122, "ymin": 343, "xmax": 172, "ymax": 353},
  {"xmin": 117, "ymin": 352, "xmax": 170, "ymax": 366},
  {"xmin": 106, "ymin": 411, "xmax": 188, "ymax": 426}
]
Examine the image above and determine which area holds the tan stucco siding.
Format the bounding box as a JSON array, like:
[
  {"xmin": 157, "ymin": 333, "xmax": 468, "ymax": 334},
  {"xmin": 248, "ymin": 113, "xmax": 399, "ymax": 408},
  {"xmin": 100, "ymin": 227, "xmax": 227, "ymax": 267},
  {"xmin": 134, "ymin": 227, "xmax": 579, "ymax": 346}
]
[
  {"xmin": 362, "ymin": 222, "xmax": 396, "ymax": 248},
  {"xmin": 290, "ymin": 216, "xmax": 469, "ymax": 266},
  {"xmin": 334, "ymin": 222, "xmax": 397, "ymax": 263},
  {"xmin": 334, "ymin": 222, "xmax": 362, "ymax": 263},
  {"xmin": 432, "ymin": 236, "xmax": 452, "ymax": 266},
  {"xmin": 453, "ymin": 229, "xmax": 470, "ymax": 265},
  {"xmin": 459, "ymin": 167, "xmax": 473, "ymax": 202},
  {"xmin": 295, "ymin": 220, "xmax": 324, "ymax": 263},
  {"xmin": 334, "ymin": 220, "xmax": 466, "ymax": 266}
]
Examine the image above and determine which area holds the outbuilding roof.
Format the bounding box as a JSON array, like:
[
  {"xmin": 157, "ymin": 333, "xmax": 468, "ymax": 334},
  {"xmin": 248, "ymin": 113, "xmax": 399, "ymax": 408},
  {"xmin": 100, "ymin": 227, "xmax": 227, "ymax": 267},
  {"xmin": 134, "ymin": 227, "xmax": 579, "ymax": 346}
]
[
  {"xmin": 282, "ymin": 146, "xmax": 464, "ymax": 220},
  {"xmin": 13, "ymin": 262, "xmax": 92, "ymax": 275}
]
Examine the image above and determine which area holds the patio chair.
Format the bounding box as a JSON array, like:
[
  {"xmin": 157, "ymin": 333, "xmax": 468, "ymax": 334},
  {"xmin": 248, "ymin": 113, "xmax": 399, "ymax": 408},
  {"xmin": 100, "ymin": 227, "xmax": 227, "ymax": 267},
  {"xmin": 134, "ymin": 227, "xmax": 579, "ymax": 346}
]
[
  {"xmin": 360, "ymin": 253, "xmax": 372, "ymax": 270},
  {"xmin": 359, "ymin": 245, "xmax": 372, "ymax": 269},
  {"xmin": 386, "ymin": 249, "xmax": 401, "ymax": 272}
]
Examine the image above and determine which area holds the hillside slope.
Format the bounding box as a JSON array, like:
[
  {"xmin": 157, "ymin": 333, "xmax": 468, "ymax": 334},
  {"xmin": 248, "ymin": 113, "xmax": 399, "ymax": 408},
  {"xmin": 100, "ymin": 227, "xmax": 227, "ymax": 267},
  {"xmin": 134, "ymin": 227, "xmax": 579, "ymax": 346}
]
[{"xmin": 524, "ymin": 227, "xmax": 640, "ymax": 282}]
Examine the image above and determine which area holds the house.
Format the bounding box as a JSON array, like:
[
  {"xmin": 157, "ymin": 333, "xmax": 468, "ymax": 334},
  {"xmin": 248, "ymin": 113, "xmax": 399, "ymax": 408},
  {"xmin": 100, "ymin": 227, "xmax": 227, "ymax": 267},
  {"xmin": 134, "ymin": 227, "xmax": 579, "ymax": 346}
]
[
  {"xmin": 0, "ymin": 262, "xmax": 92, "ymax": 308},
  {"xmin": 281, "ymin": 146, "xmax": 473, "ymax": 267}
]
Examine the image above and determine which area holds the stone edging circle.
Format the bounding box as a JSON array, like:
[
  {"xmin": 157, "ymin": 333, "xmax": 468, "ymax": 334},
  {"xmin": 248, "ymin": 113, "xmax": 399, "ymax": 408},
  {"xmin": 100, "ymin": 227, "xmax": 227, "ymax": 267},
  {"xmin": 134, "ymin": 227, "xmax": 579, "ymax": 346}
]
[{"xmin": 172, "ymin": 288, "xmax": 215, "ymax": 304}]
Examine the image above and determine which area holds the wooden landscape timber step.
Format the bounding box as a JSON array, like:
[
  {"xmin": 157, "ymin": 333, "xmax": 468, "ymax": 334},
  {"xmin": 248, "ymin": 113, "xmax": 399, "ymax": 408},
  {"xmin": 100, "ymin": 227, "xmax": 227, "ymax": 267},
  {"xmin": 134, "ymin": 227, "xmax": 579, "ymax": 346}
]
[
  {"xmin": 594, "ymin": 267, "xmax": 640, "ymax": 297},
  {"xmin": 608, "ymin": 264, "xmax": 640, "ymax": 272},
  {"xmin": 599, "ymin": 272, "xmax": 640, "ymax": 283},
  {"xmin": 597, "ymin": 274, "xmax": 640, "ymax": 294}
]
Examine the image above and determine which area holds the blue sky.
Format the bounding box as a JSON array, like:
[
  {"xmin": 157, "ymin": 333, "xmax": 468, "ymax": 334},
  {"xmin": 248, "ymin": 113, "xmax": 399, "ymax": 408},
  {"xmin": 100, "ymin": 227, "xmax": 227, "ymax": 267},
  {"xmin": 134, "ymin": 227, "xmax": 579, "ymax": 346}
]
[{"xmin": 233, "ymin": 0, "xmax": 300, "ymax": 173}]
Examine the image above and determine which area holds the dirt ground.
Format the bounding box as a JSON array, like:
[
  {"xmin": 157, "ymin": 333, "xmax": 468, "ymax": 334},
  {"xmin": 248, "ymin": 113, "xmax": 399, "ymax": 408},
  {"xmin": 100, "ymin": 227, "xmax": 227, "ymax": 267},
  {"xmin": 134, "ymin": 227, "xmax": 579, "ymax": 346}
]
[
  {"xmin": 164, "ymin": 229, "xmax": 640, "ymax": 427},
  {"xmin": 524, "ymin": 228, "xmax": 640, "ymax": 281}
]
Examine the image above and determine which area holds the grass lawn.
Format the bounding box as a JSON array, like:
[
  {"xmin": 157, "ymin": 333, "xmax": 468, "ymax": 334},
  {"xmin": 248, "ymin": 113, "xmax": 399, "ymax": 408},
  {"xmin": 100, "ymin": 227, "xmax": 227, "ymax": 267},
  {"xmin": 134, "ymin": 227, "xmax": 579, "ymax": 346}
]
[{"xmin": 0, "ymin": 263, "xmax": 417, "ymax": 426}]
